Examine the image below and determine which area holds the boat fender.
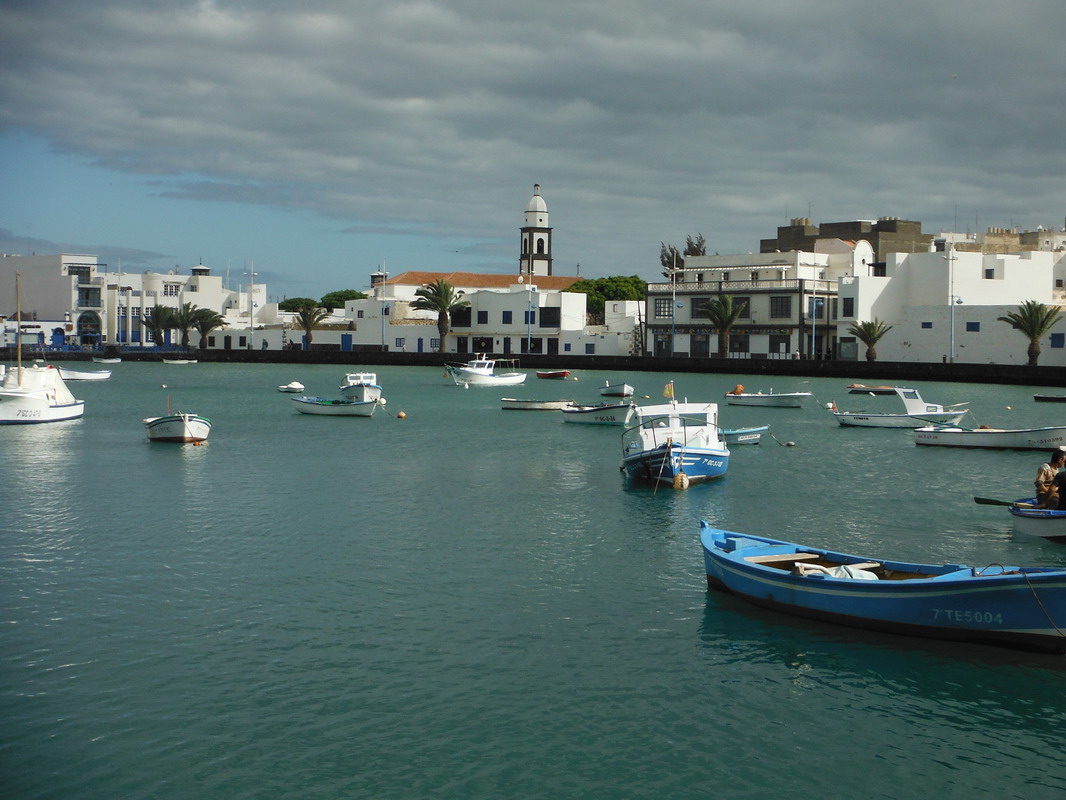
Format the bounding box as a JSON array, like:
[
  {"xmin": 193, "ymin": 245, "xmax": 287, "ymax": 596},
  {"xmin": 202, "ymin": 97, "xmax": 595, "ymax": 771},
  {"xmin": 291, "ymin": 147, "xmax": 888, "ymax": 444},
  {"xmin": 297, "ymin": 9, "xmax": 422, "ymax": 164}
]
[{"xmin": 673, "ymin": 472, "xmax": 690, "ymax": 490}]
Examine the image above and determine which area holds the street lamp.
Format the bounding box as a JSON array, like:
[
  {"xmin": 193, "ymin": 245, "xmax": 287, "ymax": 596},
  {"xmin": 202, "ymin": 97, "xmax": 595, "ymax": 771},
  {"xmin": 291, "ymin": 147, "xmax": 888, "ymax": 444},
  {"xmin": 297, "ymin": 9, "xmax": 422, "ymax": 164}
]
[
  {"xmin": 244, "ymin": 266, "xmax": 257, "ymax": 350},
  {"xmin": 943, "ymin": 249, "xmax": 958, "ymax": 362}
]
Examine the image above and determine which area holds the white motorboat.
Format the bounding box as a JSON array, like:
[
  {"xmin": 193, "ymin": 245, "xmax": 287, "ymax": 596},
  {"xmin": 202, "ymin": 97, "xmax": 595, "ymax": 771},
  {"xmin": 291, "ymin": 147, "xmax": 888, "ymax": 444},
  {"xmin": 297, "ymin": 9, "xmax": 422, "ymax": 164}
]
[
  {"xmin": 57, "ymin": 367, "xmax": 112, "ymax": 381},
  {"xmin": 723, "ymin": 385, "xmax": 811, "ymax": 407},
  {"xmin": 292, "ymin": 395, "xmax": 379, "ymax": 417},
  {"xmin": 338, "ymin": 372, "xmax": 383, "ymax": 402},
  {"xmin": 560, "ymin": 401, "xmax": 636, "ymax": 426},
  {"xmin": 831, "ymin": 386, "xmax": 968, "ymax": 428},
  {"xmin": 277, "ymin": 381, "xmax": 305, "ymax": 393},
  {"xmin": 600, "ymin": 380, "xmax": 634, "ymax": 397},
  {"xmin": 0, "ymin": 274, "xmax": 85, "ymax": 425},
  {"xmin": 144, "ymin": 412, "xmax": 211, "ymax": 443},
  {"xmin": 914, "ymin": 424, "xmax": 1066, "ymax": 450},
  {"xmin": 444, "ymin": 355, "xmax": 527, "ymax": 386},
  {"xmin": 500, "ymin": 397, "xmax": 574, "ymax": 411}
]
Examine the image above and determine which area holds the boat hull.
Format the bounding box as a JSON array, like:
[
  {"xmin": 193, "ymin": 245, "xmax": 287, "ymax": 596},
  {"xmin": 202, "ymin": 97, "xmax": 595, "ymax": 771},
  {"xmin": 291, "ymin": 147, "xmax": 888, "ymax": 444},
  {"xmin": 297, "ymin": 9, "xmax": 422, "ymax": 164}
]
[
  {"xmin": 144, "ymin": 413, "xmax": 211, "ymax": 442},
  {"xmin": 535, "ymin": 370, "xmax": 570, "ymax": 380},
  {"xmin": 724, "ymin": 392, "xmax": 810, "ymax": 408},
  {"xmin": 560, "ymin": 402, "xmax": 635, "ymax": 425},
  {"xmin": 600, "ymin": 383, "xmax": 634, "ymax": 397},
  {"xmin": 1034, "ymin": 395, "xmax": 1066, "ymax": 403},
  {"xmin": 501, "ymin": 398, "xmax": 573, "ymax": 410},
  {"xmin": 722, "ymin": 425, "xmax": 768, "ymax": 445},
  {"xmin": 57, "ymin": 368, "xmax": 111, "ymax": 381},
  {"xmin": 700, "ymin": 523, "xmax": 1066, "ymax": 654},
  {"xmin": 914, "ymin": 425, "xmax": 1066, "ymax": 449},
  {"xmin": 338, "ymin": 373, "xmax": 383, "ymax": 402},
  {"xmin": 1008, "ymin": 499, "xmax": 1066, "ymax": 539},
  {"xmin": 622, "ymin": 442, "xmax": 729, "ymax": 485},
  {"xmin": 834, "ymin": 411, "xmax": 967, "ymax": 428},
  {"xmin": 292, "ymin": 396, "xmax": 377, "ymax": 416}
]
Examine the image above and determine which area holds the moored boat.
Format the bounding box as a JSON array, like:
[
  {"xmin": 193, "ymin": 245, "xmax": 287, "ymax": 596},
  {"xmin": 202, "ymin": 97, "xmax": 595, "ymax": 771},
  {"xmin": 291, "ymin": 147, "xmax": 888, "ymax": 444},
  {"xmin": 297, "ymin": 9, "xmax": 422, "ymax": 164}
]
[
  {"xmin": 338, "ymin": 372, "xmax": 382, "ymax": 402},
  {"xmin": 57, "ymin": 367, "xmax": 112, "ymax": 381},
  {"xmin": 444, "ymin": 355, "xmax": 527, "ymax": 386},
  {"xmin": 291, "ymin": 395, "xmax": 379, "ymax": 417},
  {"xmin": 721, "ymin": 425, "xmax": 769, "ymax": 445},
  {"xmin": 832, "ymin": 386, "xmax": 968, "ymax": 428},
  {"xmin": 560, "ymin": 401, "xmax": 636, "ymax": 426},
  {"xmin": 700, "ymin": 522, "xmax": 1066, "ymax": 654},
  {"xmin": 600, "ymin": 380, "xmax": 634, "ymax": 397},
  {"xmin": 914, "ymin": 424, "xmax": 1066, "ymax": 450},
  {"xmin": 277, "ymin": 381, "xmax": 305, "ymax": 393},
  {"xmin": 621, "ymin": 399, "xmax": 729, "ymax": 487},
  {"xmin": 723, "ymin": 385, "xmax": 811, "ymax": 407},
  {"xmin": 144, "ymin": 412, "xmax": 211, "ymax": 443},
  {"xmin": 1007, "ymin": 498, "xmax": 1066, "ymax": 540},
  {"xmin": 535, "ymin": 369, "xmax": 570, "ymax": 380},
  {"xmin": 501, "ymin": 397, "xmax": 574, "ymax": 411},
  {"xmin": 1034, "ymin": 394, "xmax": 1066, "ymax": 403},
  {"xmin": 92, "ymin": 356, "xmax": 122, "ymax": 363},
  {"xmin": 162, "ymin": 358, "xmax": 197, "ymax": 365}
]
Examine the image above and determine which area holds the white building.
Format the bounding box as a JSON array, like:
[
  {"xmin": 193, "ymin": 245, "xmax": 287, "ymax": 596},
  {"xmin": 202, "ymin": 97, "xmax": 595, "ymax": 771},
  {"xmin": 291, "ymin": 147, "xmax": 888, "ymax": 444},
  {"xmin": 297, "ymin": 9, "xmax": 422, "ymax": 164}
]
[{"xmin": 0, "ymin": 253, "xmax": 276, "ymax": 349}]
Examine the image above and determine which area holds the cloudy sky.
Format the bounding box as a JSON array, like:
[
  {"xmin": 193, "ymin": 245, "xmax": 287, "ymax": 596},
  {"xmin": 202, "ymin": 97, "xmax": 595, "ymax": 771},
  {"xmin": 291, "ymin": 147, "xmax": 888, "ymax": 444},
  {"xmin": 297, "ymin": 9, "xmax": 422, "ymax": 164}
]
[{"xmin": 2, "ymin": 0, "xmax": 1064, "ymax": 299}]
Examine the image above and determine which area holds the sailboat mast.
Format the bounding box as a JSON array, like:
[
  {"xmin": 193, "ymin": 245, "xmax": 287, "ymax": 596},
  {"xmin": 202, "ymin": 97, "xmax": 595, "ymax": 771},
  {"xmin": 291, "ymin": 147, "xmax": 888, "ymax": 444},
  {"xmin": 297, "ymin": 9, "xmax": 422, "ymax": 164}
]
[{"xmin": 15, "ymin": 270, "xmax": 23, "ymax": 384}]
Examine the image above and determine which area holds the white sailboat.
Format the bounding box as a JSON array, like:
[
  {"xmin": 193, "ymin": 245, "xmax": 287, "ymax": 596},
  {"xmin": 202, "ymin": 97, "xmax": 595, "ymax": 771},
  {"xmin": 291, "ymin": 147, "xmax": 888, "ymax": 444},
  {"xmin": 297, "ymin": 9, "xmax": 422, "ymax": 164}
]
[{"xmin": 0, "ymin": 272, "xmax": 85, "ymax": 424}]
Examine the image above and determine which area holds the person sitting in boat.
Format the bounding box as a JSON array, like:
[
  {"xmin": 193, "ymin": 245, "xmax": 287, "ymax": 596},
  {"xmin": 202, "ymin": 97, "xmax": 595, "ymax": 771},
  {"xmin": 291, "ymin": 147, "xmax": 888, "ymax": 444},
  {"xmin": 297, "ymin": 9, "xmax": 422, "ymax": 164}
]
[{"xmin": 1035, "ymin": 448, "xmax": 1066, "ymax": 508}]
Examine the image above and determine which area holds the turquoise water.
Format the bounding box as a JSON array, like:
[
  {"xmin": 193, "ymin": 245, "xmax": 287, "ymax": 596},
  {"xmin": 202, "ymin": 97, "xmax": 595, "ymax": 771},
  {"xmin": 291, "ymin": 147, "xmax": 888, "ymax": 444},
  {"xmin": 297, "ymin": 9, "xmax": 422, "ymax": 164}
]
[{"xmin": 3, "ymin": 363, "xmax": 1066, "ymax": 799}]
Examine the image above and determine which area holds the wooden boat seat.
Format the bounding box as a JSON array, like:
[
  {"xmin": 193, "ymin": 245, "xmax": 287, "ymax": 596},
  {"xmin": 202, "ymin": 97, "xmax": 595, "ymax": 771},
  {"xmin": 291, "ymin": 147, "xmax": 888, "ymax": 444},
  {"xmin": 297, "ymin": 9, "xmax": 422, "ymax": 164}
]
[{"xmin": 745, "ymin": 552, "xmax": 821, "ymax": 564}]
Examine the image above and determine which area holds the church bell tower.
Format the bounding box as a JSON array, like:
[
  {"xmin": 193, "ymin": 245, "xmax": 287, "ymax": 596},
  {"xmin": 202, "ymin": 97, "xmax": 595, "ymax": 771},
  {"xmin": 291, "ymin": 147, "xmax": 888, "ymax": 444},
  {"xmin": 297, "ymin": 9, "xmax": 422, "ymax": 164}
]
[{"xmin": 519, "ymin": 184, "xmax": 553, "ymax": 277}]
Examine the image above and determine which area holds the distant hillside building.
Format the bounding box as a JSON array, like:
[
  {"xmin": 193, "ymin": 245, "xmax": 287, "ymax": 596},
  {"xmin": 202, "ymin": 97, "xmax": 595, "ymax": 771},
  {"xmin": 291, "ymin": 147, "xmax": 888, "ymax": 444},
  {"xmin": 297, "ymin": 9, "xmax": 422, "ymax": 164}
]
[{"xmin": 761, "ymin": 217, "xmax": 933, "ymax": 262}]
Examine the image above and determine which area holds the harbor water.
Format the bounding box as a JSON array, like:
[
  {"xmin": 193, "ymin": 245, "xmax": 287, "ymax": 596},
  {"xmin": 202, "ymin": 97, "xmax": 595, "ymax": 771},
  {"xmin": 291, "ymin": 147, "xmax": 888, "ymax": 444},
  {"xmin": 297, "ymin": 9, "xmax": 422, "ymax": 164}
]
[{"xmin": 3, "ymin": 363, "xmax": 1066, "ymax": 799}]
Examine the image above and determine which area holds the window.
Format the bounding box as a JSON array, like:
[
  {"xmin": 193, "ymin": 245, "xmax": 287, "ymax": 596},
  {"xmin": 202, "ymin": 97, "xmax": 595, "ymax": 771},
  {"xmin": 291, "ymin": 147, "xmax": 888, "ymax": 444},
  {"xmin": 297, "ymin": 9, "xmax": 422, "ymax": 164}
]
[
  {"xmin": 733, "ymin": 296, "xmax": 751, "ymax": 318},
  {"xmin": 842, "ymin": 297, "xmax": 855, "ymax": 317},
  {"xmin": 1051, "ymin": 333, "xmax": 1064, "ymax": 348},
  {"xmin": 357, "ymin": 310, "xmax": 364, "ymax": 319},
  {"xmin": 163, "ymin": 283, "xmax": 180, "ymax": 297},
  {"xmin": 750, "ymin": 271, "xmax": 759, "ymax": 281},
  {"xmin": 921, "ymin": 321, "xmax": 932, "ymax": 329},
  {"xmin": 564, "ymin": 343, "xmax": 571, "ymax": 352},
  {"xmin": 984, "ymin": 269, "xmax": 995, "ymax": 279},
  {"xmin": 524, "ymin": 309, "xmax": 536, "ymax": 325},
  {"xmin": 654, "ymin": 297, "xmax": 673, "ymax": 318},
  {"xmin": 965, "ymin": 321, "xmax": 980, "ymax": 332},
  {"xmin": 722, "ymin": 272, "xmax": 730, "ymax": 281},
  {"xmin": 431, "ymin": 338, "xmax": 441, "ymax": 351},
  {"xmin": 539, "ymin": 307, "xmax": 560, "ymax": 327},
  {"xmin": 477, "ymin": 310, "xmax": 488, "ymax": 324},
  {"xmin": 502, "ymin": 310, "xmax": 513, "ymax": 324},
  {"xmin": 132, "ymin": 306, "xmax": 140, "ymax": 317},
  {"xmin": 690, "ymin": 297, "xmax": 710, "ymax": 318},
  {"xmin": 238, "ymin": 336, "xmax": 247, "ymax": 347},
  {"xmin": 451, "ymin": 307, "xmax": 471, "ymax": 327},
  {"xmin": 395, "ymin": 338, "xmax": 405, "ymax": 350},
  {"xmin": 769, "ymin": 296, "xmax": 791, "ymax": 318},
  {"xmin": 729, "ymin": 333, "xmax": 750, "ymax": 354},
  {"xmin": 208, "ymin": 336, "xmax": 216, "ymax": 347},
  {"xmin": 68, "ymin": 265, "xmax": 91, "ymax": 280},
  {"xmin": 585, "ymin": 342, "xmax": 595, "ymax": 354}
]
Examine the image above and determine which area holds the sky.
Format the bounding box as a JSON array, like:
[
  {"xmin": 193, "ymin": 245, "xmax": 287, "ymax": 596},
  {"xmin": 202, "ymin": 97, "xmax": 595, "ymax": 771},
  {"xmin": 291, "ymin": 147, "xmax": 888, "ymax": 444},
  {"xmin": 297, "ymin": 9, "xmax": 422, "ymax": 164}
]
[{"xmin": 2, "ymin": 0, "xmax": 1064, "ymax": 301}]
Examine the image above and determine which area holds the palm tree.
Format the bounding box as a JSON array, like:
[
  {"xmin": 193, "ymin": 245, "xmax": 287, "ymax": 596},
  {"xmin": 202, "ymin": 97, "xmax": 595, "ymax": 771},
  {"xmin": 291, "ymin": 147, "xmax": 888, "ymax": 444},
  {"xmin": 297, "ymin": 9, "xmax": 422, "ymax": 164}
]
[
  {"xmin": 169, "ymin": 302, "xmax": 200, "ymax": 349},
  {"xmin": 143, "ymin": 304, "xmax": 175, "ymax": 349},
  {"xmin": 410, "ymin": 280, "xmax": 469, "ymax": 354},
  {"xmin": 294, "ymin": 301, "xmax": 331, "ymax": 349},
  {"xmin": 847, "ymin": 318, "xmax": 894, "ymax": 362},
  {"xmin": 191, "ymin": 308, "xmax": 226, "ymax": 349},
  {"xmin": 997, "ymin": 300, "xmax": 1063, "ymax": 366},
  {"xmin": 699, "ymin": 295, "xmax": 748, "ymax": 358}
]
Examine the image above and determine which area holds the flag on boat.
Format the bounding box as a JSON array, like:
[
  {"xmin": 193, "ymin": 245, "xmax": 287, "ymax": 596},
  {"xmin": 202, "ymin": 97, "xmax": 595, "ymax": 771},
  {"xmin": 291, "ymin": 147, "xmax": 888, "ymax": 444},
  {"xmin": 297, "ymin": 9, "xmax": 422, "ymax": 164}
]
[{"xmin": 663, "ymin": 381, "xmax": 674, "ymax": 399}]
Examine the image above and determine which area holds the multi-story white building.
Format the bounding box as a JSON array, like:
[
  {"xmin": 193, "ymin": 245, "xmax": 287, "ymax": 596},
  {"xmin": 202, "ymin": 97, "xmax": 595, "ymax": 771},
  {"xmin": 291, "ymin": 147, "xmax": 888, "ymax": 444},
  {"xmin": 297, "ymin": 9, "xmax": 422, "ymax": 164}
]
[{"xmin": 0, "ymin": 253, "xmax": 275, "ymax": 349}]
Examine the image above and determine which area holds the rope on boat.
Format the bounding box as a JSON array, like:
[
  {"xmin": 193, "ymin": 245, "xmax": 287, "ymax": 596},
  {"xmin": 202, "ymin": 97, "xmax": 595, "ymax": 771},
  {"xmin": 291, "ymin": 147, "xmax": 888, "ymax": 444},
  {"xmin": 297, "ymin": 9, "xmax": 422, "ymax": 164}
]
[{"xmin": 1018, "ymin": 568, "xmax": 1066, "ymax": 639}]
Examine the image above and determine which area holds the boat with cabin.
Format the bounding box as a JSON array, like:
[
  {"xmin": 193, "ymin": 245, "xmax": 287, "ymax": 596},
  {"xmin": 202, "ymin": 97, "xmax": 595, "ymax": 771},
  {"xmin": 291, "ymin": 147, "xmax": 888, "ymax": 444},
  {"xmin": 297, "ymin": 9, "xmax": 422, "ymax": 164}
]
[
  {"xmin": 338, "ymin": 372, "xmax": 383, "ymax": 402},
  {"xmin": 831, "ymin": 385, "xmax": 968, "ymax": 428},
  {"xmin": 621, "ymin": 398, "xmax": 729, "ymax": 487},
  {"xmin": 444, "ymin": 355, "xmax": 527, "ymax": 386},
  {"xmin": 700, "ymin": 522, "xmax": 1066, "ymax": 654}
]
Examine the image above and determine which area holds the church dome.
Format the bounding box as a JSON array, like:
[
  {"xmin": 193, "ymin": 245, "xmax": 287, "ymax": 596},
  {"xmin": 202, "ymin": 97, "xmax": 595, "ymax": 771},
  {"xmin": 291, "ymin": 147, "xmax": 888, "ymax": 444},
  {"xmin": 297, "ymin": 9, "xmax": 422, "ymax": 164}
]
[{"xmin": 526, "ymin": 184, "xmax": 548, "ymax": 214}]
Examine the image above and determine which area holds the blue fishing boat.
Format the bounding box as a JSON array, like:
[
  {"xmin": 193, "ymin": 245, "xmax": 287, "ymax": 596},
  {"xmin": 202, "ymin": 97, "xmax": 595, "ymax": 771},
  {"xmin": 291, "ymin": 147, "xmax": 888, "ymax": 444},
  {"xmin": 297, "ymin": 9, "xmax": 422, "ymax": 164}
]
[
  {"xmin": 700, "ymin": 521, "xmax": 1066, "ymax": 654},
  {"xmin": 621, "ymin": 399, "xmax": 729, "ymax": 487},
  {"xmin": 1007, "ymin": 498, "xmax": 1066, "ymax": 540},
  {"xmin": 721, "ymin": 424, "xmax": 769, "ymax": 445}
]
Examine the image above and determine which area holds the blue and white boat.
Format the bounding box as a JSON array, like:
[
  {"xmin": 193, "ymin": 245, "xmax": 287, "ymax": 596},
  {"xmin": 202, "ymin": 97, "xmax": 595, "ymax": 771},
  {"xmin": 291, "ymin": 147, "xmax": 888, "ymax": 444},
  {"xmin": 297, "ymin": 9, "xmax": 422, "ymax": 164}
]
[
  {"xmin": 621, "ymin": 399, "xmax": 729, "ymax": 487},
  {"xmin": 338, "ymin": 372, "xmax": 383, "ymax": 403},
  {"xmin": 721, "ymin": 425, "xmax": 769, "ymax": 445},
  {"xmin": 700, "ymin": 522, "xmax": 1066, "ymax": 654},
  {"xmin": 1007, "ymin": 498, "xmax": 1066, "ymax": 540}
]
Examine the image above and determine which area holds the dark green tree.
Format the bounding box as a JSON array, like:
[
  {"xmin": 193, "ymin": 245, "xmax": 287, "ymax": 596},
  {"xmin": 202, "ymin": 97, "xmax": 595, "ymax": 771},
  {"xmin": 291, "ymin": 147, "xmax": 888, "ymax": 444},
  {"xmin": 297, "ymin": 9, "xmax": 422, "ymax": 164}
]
[
  {"xmin": 320, "ymin": 290, "xmax": 367, "ymax": 310},
  {"xmin": 410, "ymin": 280, "xmax": 468, "ymax": 353},
  {"xmin": 279, "ymin": 297, "xmax": 318, "ymax": 312},
  {"xmin": 191, "ymin": 308, "xmax": 226, "ymax": 349},
  {"xmin": 169, "ymin": 302, "xmax": 200, "ymax": 349},
  {"xmin": 294, "ymin": 302, "xmax": 331, "ymax": 349},
  {"xmin": 700, "ymin": 295, "xmax": 748, "ymax": 358},
  {"xmin": 997, "ymin": 300, "xmax": 1063, "ymax": 366},
  {"xmin": 143, "ymin": 305, "xmax": 176, "ymax": 348},
  {"xmin": 847, "ymin": 318, "xmax": 894, "ymax": 362},
  {"xmin": 565, "ymin": 276, "xmax": 646, "ymax": 322},
  {"xmin": 659, "ymin": 233, "xmax": 707, "ymax": 272}
]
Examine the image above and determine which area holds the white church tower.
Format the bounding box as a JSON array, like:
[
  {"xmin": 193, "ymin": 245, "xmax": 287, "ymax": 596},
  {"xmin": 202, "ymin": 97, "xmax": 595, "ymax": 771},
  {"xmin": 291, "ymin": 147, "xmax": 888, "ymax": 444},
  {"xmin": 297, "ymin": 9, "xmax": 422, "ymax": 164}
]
[{"xmin": 519, "ymin": 184, "xmax": 553, "ymax": 277}]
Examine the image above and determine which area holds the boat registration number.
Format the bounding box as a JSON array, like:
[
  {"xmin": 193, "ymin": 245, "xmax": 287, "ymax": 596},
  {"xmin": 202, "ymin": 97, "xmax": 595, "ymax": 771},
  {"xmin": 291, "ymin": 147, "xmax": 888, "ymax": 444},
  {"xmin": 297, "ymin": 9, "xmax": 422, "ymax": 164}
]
[
  {"xmin": 17, "ymin": 409, "xmax": 42, "ymax": 418},
  {"xmin": 932, "ymin": 609, "xmax": 1003, "ymax": 624}
]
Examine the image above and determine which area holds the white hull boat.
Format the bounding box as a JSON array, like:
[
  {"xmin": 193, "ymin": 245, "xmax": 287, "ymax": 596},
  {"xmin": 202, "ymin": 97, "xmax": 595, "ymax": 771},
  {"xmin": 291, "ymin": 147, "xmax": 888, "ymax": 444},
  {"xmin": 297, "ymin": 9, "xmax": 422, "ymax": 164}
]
[
  {"xmin": 832, "ymin": 386, "xmax": 968, "ymax": 428},
  {"xmin": 0, "ymin": 363, "xmax": 85, "ymax": 424},
  {"xmin": 721, "ymin": 425, "xmax": 769, "ymax": 445},
  {"xmin": 915, "ymin": 425, "xmax": 1066, "ymax": 450},
  {"xmin": 338, "ymin": 372, "xmax": 383, "ymax": 402},
  {"xmin": 92, "ymin": 357, "xmax": 122, "ymax": 363},
  {"xmin": 277, "ymin": 381, "xmax": 305, "ymax": 393},
  {"xmin": 445, "ymin": 355, "xmax": 527, "ymax": 386},
  {"xmin": 600, "ymin": 380, "xmax": 634, "ymax": 397},
  {"xmin": 57, "ymin": 367, "xmax": 112, "ymax": 381},
  {"xmin": 724, "ymin": 386, "xmax": 810, "ymax": 407},
  {"xmin": 292, "ymin": 396, "xmax": 378, "ymax": 417},
  {"xmin": 501, "ymin": 398, "xmax": 574, "ymax": 411},
  {"xmin": 1008, "ymin": 499, "xmax": 1066, "ymax": 539},
  {"xmin": 144, "ymin": 412, "xmax": 211, "ymax": 443},
  {"xmin": 162, "ymin": 358, "xmax": 197, "ymax": 365},
  {"xmin": 560, "ymin": 401, "xmax": 636, "ymax": 426}
]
